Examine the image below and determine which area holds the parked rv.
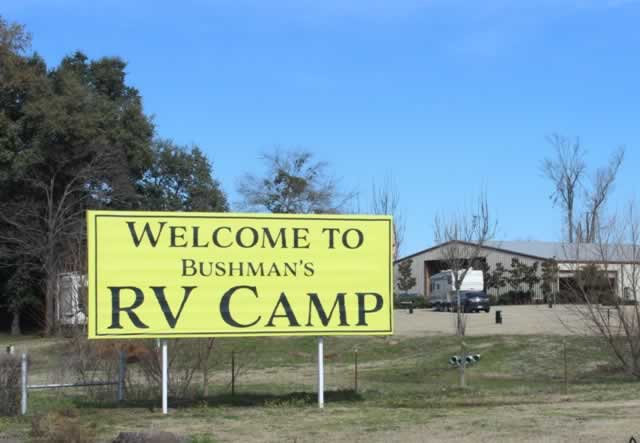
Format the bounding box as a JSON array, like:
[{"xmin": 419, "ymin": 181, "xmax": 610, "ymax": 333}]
[{"xmin": 429, "ymin": 269, "xmax": 486, "ymax": 312}]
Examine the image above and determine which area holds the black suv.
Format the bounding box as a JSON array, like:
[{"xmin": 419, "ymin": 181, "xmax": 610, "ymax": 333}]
[{"xmin": 453, "ymin": 291, "xmax": 490, "ymax": 313}]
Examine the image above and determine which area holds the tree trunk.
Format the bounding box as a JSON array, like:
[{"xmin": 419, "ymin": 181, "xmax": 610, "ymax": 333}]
[
  {"xmin": 44, "ymin": 272, "xmax": 57, "ymax": 336},
  {"xmin": 203, "ymin": 354, "xmax": 209, "ymax": 398},
  {"xmin": 459, "ymin": 338, "xmax": 466, "ymax": 388},
  {"xmin": 10, "ymin": 310, "xmax": 21, "ymax": 336},
  {"xmin": 568, "ymin": 204, "xmax": 574, "ymax": 243},
  {"xmin": 456, "ymin": 288, "xmax": 466, "ymax": 388}
]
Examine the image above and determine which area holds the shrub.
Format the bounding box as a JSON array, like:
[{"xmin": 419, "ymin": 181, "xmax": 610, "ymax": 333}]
[
  {"xmin": 30, "ymin": 410, "xmax": 96, "ymax": 443},
  {"xmin": 0, "ymin": 354, "xmax": 21, "ymax": 416},
  {"xmin": 60, "ymin": 332, "xmax": 121, "ymax": 402},
  {"xmin": 497, "ymin": 291, "xmax": 533, "ymax": 305},
  {"xmin": 393, "ymin": 295, "xmax": 426, "ymax": 309}
]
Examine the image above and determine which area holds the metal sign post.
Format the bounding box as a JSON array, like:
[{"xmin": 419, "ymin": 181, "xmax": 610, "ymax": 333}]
[
  {"xmin": 162, "ymin": 339, "xmax": 168, "ymax": 414},
  {"xmin": 21, "ymin": 353, "xmax": 27, "ymax": 415},
  {"xmin": 86, "ymin": 212, "xmax": 394, "ymax": 414},
  {"xmin": 318, "ymin": 337, "xmax": 324, "ymax": 409}
]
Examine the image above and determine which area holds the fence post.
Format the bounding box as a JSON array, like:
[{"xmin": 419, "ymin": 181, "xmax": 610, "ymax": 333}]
[
  {"xmin": 117, "ymin": 349, "xmax": 126, "ymax": 402},
  {"xmin": 21, "ymin": 353, "xmax": 27, "ymax": 416}
]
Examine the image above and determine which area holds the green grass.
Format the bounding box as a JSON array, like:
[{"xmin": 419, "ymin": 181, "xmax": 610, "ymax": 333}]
[{"xmin": 1, "ymin": 333, "xmax": 639, "ymax": 442}]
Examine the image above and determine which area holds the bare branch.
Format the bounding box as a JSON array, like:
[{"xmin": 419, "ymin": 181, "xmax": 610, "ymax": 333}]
[
  {"xmin": 236, "ymin": 148, "xmax": 355, "ymax": 214},
  {"xmin": 433, "ymin": 191, "xmax": 497, "ymax": 388},
  {"xmin": 560, "ymin": 200, "xmax": 640, "ymax": 377},
  {"xmin": 371, "ymin": 174, "xmax": 405, "ymax": 259},
  {"xmin": 582, "ymin": 147, "xmax": 625, "ymax": 242},
  {"xmin": 541, "ymin": 134, "xmax": 586, "ymax": 243}
]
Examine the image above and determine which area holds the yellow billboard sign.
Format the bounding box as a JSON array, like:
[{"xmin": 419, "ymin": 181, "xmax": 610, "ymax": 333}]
[{"xmin": 87, "ymin": 211, "xmax": 393, "ymax": 338}]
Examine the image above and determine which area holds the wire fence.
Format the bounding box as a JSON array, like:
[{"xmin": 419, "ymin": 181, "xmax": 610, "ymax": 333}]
[{"xmin": 0, "ymin": 326, "xmax": 618, "ymax": 418}]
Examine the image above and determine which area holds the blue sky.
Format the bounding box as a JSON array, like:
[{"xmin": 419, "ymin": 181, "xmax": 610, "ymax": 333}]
[{"xmin": 5, "ymin": 0, "xmax": 639, "ymax": 256}]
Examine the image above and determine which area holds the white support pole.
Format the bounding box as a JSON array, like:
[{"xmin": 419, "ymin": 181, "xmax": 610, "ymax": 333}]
[
  {"xmin": 161, "ymin": 339, "xmax": 168, "ymax": 414},
  {"xmin": 21, "ymin": 353, "xmax": 27, "ymax": 416},
  {"xmin": 317, "ymin": 337, "xmax": 324, "ymax": 409}
]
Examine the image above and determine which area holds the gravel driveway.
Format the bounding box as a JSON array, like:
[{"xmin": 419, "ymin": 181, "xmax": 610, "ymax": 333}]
[{"xmin": 393, "ymin": 305, "xmax": 594, "ymax": 336}]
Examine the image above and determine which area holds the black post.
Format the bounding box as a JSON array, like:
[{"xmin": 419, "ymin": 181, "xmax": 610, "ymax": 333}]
[
  {"xmin": 495, "ymin": 310, "xmax": 502, "ymax": 324},
  {"xmin": 231, "ymin": 350, "xmax": 235, "ymax": 397}
]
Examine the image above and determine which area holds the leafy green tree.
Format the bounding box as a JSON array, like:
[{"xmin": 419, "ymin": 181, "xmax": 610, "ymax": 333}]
[
  {"xmin": 237, "ymin": 149, "xmax": 353, "ymax": 214},
  {"xmin": 574, "ymin": 264, "xmax": 615, "ymax": 305},
  {"xmin": 507, "ymin": 258, "xmax": 525, "ymax": 293},
  {"xmin": 494, "ymin": 262, "xmax": 508, "ymax": 297},
  {"xmin": 0, "ymin": 17, "xmax": 154, "ymax": 334},
  {"xmin": 396, "ymin": 259, "xmax": 416, "ymax": 295},
  {"xmin": 507, "ymin": 259, "xmax": 539, "ymax": 303},
  {"xmin": 139, "ymin": 139, "xmax": 228, "ymax": 212},
  {"xmin": 0, "ymin": 263, "xmax": 40, "ymax": 335},
  {"xmin": 485, "ymin": 262, "xmax": 507, "ymax": 301},
  {"xmin": 541, "ymin": 259, "xmax": 559, "ymax": 304},
  {"xmin": 522, "ymin": 261, "xmax": 541, "ymax": 297}
]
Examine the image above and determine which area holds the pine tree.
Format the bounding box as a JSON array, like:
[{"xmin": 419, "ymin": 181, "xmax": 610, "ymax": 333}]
[
  {"xmin": 397, "ymin": 259, "xmax": 416, "ymax": 295},
  {"xmin": 541, "ymin": 259, "xmax": 559, "ymax": 305}
]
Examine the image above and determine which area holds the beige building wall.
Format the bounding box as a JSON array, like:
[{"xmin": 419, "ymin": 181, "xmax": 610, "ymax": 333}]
[{"xmin": 395, "ymin": 245, "xmax": 552, "ymax": 300}]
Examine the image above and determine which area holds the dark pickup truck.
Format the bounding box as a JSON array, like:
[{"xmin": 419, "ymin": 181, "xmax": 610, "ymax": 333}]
[{"xmin": 453, "ymin": 291, "xmax": 491, "ymax": 313}]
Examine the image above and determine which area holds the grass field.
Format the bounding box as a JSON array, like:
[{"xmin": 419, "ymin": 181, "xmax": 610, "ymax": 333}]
[{"xmin": 1, "ymin": 309, "xmax": 639, "ymax": 442}]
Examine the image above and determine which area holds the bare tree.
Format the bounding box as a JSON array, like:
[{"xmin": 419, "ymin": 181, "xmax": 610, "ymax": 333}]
[
  {"xmin": 0, "ymin": 150, "xmax": 117, "ymax": 335},
  {"xmin": 199, "ymin": 338, "xmax": 216, "ymax": 398},
  {"xmin": 542, "ymin": 135, "xmax": 625, "ymax": 244},
  {"xmin": 580, "ymin": 147, "xmax": 625, "ymax": 243},
  {"xmin": 561, "ymin": 202, "xmax": 640, "ymax": 377},
  {"xmin": 237, "ymin": 148, "xmax": 354, "ymax": 214},
  {"xmin": 542, "ymin": 134, "xmax": 586, "ymax": 243},
  {"xmin": 433, "ymin": 192, "xmax": 496, "ymax": 387},
  {"xmin": 371, "ymin": 174, "xmax": 405, "ymax": 259}
]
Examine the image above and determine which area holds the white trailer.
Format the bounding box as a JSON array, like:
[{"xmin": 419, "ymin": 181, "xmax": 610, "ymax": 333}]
[
  {"xmin": 429, "ymin": 269, "xmax": 484, "ymax": 311},
  {"xmin": 56, "ymin": 272, "xmax": 87, "ymax": 326}
]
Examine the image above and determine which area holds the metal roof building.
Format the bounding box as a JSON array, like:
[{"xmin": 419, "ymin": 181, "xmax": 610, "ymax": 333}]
[{"xmin": 394, "ymin": 240, "xmax": 639, "ymax": 302}]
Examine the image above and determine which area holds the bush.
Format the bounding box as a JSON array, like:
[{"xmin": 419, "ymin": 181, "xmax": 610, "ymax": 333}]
[
  {"xmin": 30, "ymin": 410, "xmax": 96, "ymax": 443},
  {"xmin": 60, "ymin": 332, "xmax": 122, "ymax": 402},
  {"xmin": 0, "ymin": 354, "xmax": 21, "ymax": 416},
  {"xmin": 497, "ymin": 291, "xmax": 533, "ymax": 305},
  {"xmin": 393, "ymin": 295, "xmax": 426, "ymax": 309}
]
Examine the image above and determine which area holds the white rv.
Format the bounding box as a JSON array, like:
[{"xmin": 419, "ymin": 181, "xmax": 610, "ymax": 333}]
[
  {"xmin": 56, "ymin": 272, "xmax": 87, "ymax": 326},
  {"xmin": 429, "ymin": 269, "xmax": 484, "ymax": 311}
]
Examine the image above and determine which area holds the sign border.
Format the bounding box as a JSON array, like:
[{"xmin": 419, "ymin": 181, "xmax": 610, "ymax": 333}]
[{"xmin": 88, "ymin": 211, "xmax": 394, "ymax": 338}]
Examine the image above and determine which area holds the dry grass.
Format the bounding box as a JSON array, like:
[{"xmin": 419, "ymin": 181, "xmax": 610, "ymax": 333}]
[{"xmin": 1, "ymin": 311, "xmax": 640, "ymax": 442}]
